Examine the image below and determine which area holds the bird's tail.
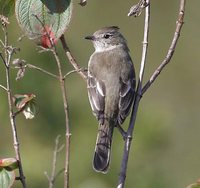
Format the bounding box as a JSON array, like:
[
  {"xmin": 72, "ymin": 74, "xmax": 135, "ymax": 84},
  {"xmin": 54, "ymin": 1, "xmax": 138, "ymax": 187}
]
[{"xmin": 93, "ymin": 121, "xmax": 114, "ymax": 173}]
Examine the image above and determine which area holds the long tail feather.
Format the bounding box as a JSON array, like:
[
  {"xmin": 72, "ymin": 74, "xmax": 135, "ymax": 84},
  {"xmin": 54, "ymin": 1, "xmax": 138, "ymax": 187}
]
[{"xmin": 93, "ymin": 122, "xmax": 114, "ymax": 173}]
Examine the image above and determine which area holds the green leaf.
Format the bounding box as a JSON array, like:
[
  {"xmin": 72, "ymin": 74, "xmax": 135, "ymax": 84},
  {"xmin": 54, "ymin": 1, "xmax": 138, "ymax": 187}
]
[
  {"xmin": 15, "ymin": 0, "xmax": 73, "ymax": 48},
  {"xmin": 0, "ymin": 158, "xmax": 18, "ymax": 171},
  {"xmin": 13, "ymin": 94, "xmax": 37, "ymax": 119},
  {"xmin": 13, "ymin": 94, "xmax": 36, "ymax": 110},
  {"xmin": 23, "ymin": 100, "xmax": 37, "ymax": 119},
  {"xmin": 0, "ymin": 168, "xmax": 15, "ymax": 188},
  {"xmin": 0, "ymin": 0, "xmax": 15, "ymax": 17}
]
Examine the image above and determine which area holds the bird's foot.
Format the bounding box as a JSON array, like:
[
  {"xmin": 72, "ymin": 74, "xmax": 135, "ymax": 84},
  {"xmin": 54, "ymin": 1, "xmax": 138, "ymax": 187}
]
[{"xmin": 117, "ymin": 125, "xmax": 128, "ymax": 141}]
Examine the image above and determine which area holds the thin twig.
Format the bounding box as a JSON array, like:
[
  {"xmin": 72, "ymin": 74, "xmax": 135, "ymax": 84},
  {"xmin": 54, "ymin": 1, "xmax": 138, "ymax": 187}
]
[
  {"xmin": 0, "ymin": 84, "xmax": 8, "ymax": 91},
  {"xmin": 64, "ymin": 68, "xmax": 85, "ymax": 79},
  {"xmin": 60, "ymin": 35, "xmax": 87, "ymax": 80},
  {"xmin": 17, "ymin": 34, "xmax": 26, "ymax": 42},
  {"xmin": 51, "ymin": 48, "xmax": 71, "ymax": 188},
  {"xmin": 142, "ymin": 0, "xmax": 185, "ymax": 95},
  {"xmin": 54, "ymin": 168, "xmax": 65, "ymax": 180},
  {"xmin": 117, "ymin": 1, "xmax": 150, "ymax": 188},
  {"xmin": 25, "ymin": 64, "xmax": 58, "ymax": 79},
  {"xmin": 47, "ymin": 135, "xmax": 64, "ymax": 188},
  {"xmin": 34, "ymin": 15, "xmax": 71, "ymax": 188},
  {"xmin": 38, "ymin": 46, "xmax": 54, "ymax": 53},
  {"xmin": 0, "ymin": 52, "xmax": 7, "ymax": 67},
  {"xmin": 44, "ymin": 171, "xmax": 50, "ymax": 182},
  {"xmin": 2, "ymin": 27, "xmax": 27, "ymax": 187},
  {"xmin": 128, "ymin": 0, "xmax": 186, "ymax": 109},
  {"xmin": 117, "ymin": 0, "xmax": 186, "ymax": 187},
  {"xmin": 0, "ymin": 39, "xmax": 4, "ymax": 46}
]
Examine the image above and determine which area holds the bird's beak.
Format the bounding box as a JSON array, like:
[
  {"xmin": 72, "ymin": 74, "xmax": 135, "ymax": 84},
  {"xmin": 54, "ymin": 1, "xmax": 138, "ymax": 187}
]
[{"xmin": 85, "ymin": 35, "xmax": 95, "ymax": 40}]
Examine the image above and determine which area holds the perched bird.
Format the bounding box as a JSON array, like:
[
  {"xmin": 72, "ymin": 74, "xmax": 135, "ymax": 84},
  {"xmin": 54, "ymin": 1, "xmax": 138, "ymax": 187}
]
[{"xmin": 85, "ymin": 26, "xmax": 136, "ymax": 173}]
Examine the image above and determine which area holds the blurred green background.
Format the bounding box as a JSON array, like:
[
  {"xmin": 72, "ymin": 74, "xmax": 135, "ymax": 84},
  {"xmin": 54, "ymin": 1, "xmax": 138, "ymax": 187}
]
[{"xmin": 1, "ymin": 0, "xmax": 200, "ymax": 188}]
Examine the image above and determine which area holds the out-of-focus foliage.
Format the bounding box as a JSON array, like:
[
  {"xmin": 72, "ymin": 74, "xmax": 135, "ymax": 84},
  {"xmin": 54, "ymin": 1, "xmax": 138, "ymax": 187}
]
[
  {"xmin": 13, "ymin": 94, "xmax": 36, "ymax": 119},
  {"xmin": 0, "ymin": 158, "xmax": 18, "ymax": 170},
  {"xmin": 0, "ymin": 157, "xmax": 17, "ymax": 188},
  {"xmin": 0, "ymin": 169, "xmax": 15, "ymax": 188},
  {"xmin": 0, "ymin": 0, "xmax": 14, "ymax": 16},
  {"xmin": 15, "ymin": 0, "xmax": 73, "ymax": 47},
  {"xmin": 0, "ymin": 1, "xmax": 200, "ymax": 188},
  {"xmin": 0, "ymin": 158, "xmax": 17, "ymax": 188}
]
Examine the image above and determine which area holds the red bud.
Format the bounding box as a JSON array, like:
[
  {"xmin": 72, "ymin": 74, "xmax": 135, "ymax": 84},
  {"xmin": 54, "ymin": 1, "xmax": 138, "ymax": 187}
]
[{"xmin": 41, "ymin": 26, "xmax": 57, "ymax": 48}]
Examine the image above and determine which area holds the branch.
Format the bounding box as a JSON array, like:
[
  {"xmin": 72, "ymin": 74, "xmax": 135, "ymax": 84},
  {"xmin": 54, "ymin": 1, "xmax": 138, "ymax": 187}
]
[
  {"xmin": 25, "ymin": 64, "xmax": 58, "ymax": 79},
  {"xmin": 117, "ymin": 1, "xmax": 150, "ymax": 188},
  {"xmin": 45, "ymin": 135, "xmax": 64, "ymax": 188},
  {"xmin": 142, "ymin": 0, "xmax": 185, "ymax": 95},
  {"xmin": 63, "ymin": 68, "xmax": 84, "ymax": 79},
  {"xmin": 51, "ymin": 47, "xmax": 71, "ymax": 188},
  {"xmin": 2, "ymin": 27, "xmax": 27, "ymax": 187},
  {"xmin": 60, "ymin": 35, "xmax": 87, "ymax": 80},
  {"xmin": 0, "ymin": 52, "xmax": 7, "ymax": 67},
  {"xmin": 117, "ymin": 0, "xmax": 186, "ymax": 187},
  {"xmin": 34, "ymin": 16, "xmax": 72, "ymax": 188},
  {"xmin": 0, "ymin": 84, "xmax": 8, "ymax": 91}
]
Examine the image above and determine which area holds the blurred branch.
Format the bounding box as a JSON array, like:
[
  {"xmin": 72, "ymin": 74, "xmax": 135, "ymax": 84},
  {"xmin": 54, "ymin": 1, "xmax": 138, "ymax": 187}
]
[
  {"xmin": 60, "ymin": 35, "xmax": 87, "ymax": 81},
  {"xmin": 0, "ymin": 84, "xmax": 8, "ymax": 91},
  {"xmin": 142, "ymin": 0, "xmax": 186, "ymax": 95},
  {"xmin": 186, "ymin": 178, "xmax": 200, "ymax": 188},
  {"xmin": 45, "ymin": 135, "xmax": 64, "ymax": 188},
  {"xmin": 117, "ymin": 1, "xmax": 150, "ymax": 188},
  {"xmin": 118, "ymin": 0, "xmax": 185, "ymax": 187},
  {"xmin": 1, "ymin": 21, "xmax": 27, "ymax": 188}
]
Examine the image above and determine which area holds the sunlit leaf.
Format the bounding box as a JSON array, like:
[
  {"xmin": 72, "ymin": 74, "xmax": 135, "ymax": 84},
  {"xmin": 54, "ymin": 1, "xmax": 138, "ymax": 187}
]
[
  {"xmin": 0, "ymin": 168, "xmax": 15, "ymax": 188},
  {"xmin": 0, "ymin": 0, "xmax": 15, "ymax": 17},
  {"xmin": 23, "ymin": 101, "xmax": 37, "ymax": 119},
  {"xmin": 15, "ymin": 0, "xmax": 73, "ymax": 48}
]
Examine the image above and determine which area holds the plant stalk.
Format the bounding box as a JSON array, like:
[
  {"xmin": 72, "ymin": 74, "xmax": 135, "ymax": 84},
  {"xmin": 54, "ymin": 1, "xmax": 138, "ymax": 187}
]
[{"xmin": 52, "ymin": 49, "xmax": 71, "ymax": 188}]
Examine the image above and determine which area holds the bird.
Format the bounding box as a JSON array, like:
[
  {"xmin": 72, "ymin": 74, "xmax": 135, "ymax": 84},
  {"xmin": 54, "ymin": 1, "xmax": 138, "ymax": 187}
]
[{"xmin": 85, "ymin": 26, "xmax": 136, "ymax": 173}]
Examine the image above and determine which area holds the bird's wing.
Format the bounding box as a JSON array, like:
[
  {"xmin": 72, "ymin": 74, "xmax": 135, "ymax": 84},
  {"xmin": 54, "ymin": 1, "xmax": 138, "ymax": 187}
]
[
  {"xmin": 118, "ymin": 74, "xmax": 136, "ymax": 125},
  {"xmin": 87, "ymin": 72, "xmax": 106, "ymax": 124}
]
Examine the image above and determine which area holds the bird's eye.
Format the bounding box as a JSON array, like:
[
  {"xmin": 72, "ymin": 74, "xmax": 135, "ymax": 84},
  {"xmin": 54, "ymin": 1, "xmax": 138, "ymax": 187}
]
[{"xmin": 103, "ymin": 34, "xmax": 112, "ymax": 39}]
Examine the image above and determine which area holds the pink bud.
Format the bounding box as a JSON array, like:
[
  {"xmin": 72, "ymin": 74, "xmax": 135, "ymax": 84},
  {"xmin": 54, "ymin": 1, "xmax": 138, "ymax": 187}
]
[{"xmin": 41, "ymin": 26, "xmax": 57, "ymax": 48}]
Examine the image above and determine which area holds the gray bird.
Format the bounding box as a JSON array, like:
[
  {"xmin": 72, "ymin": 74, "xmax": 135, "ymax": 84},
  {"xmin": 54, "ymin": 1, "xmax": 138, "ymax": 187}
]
[{"xmin": 85, "ymin": 26, "xmax": 136, "ymax": 173}]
